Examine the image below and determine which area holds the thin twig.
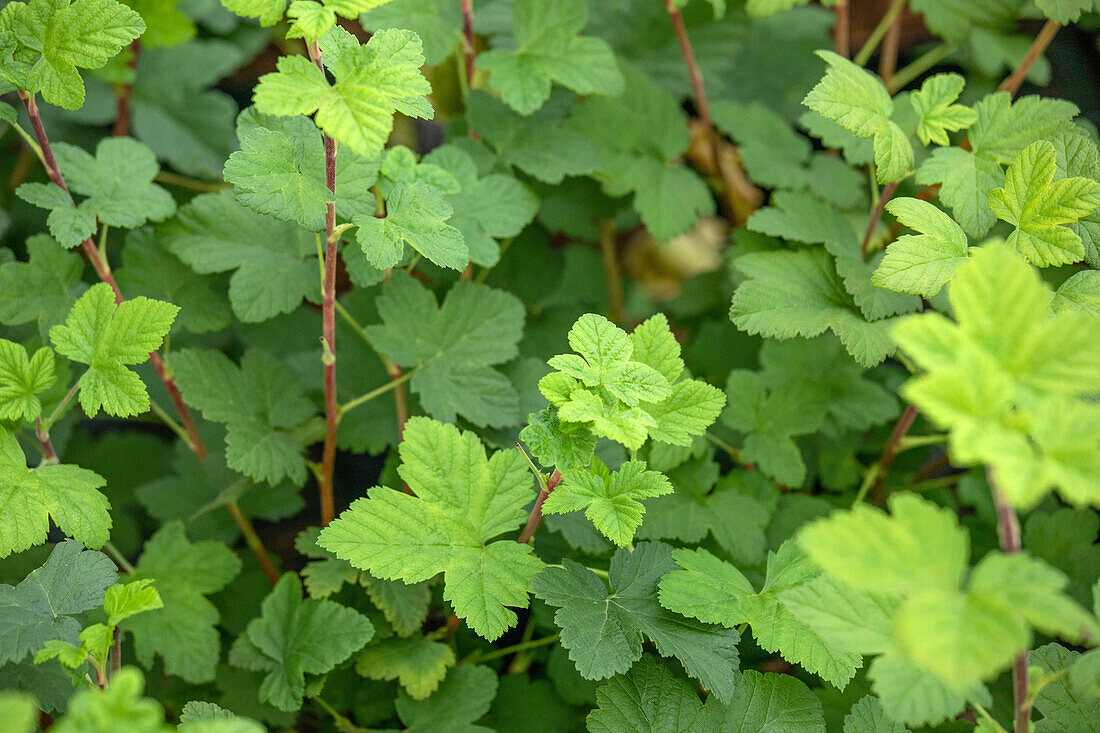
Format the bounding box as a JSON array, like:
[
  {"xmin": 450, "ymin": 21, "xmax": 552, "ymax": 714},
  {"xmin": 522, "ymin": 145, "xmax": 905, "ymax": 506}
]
[
  {"xmin": 834, "ymin": 0, "xmax": 849, "ymax": 57},
  {"xmin": 112, "ymin": 40, "xmax": 140, "ymax": 137},
  {"xmin": 598, "ymin": 219, "xmax": 624, "ymax": 325},
  {"xmin": 662, "ymin": 0, "xmax": 723, "ymax": 182},
  {"xmin": 34, "ymin": 418, "xmax": 59, "ymax": 466},
  {"xmin": 989, "ymin": 478, "xmax": 1030, "ymax": 733},
  {"xmin": 868, "ymin": 402, "xmax": 918, "ymax": 504},
  {"xmin": 878, "ymin": 7, "xmax": 903, "ymax": 85},
  {"xmin": 861, "ymin": 181, "xmax": 899, "ymax": 258},
  {"xmin": 887, "ymin": 43, "xmax": 956, "ymax": 93},
  {"xmin": 853, "ymin": 0, "xmax": 907, "ymax": 67},
  {"xmin": 517, "ymin": 469, "xmax": 563, "ymax": 544},
  {"xmin": 15, "ymin": 88, "xmax": 284, "ymax": 583},
  {"xmin": 460, "ymin": 0, "xmax": 476, "ymax": 87},
  {"xmin": 307, "ymin": 40, "xmax": 340, "ymax": 528},
  {"xmin": 339, "ymin": 369, "xmax": 415, "ymax": 416},
  {"xmin": 998, "ymin": 20, "xmax": 1061, "ymax": 96}
]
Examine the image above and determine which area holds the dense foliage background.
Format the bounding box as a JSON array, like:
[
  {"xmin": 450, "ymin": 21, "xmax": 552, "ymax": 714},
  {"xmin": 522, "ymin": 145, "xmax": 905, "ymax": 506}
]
[{"xmin": 1, "ymin": 0, "xmax": 1100, "ymax": 731}]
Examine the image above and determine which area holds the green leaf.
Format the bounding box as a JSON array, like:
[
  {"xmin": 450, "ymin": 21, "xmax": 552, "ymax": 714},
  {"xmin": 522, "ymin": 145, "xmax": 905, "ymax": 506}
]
[
  {"xmin": 52, "ymin": 137, "xmax": 176, "ymax": 229},
  {"xmin": 705, "ymin": 669, "xmax": 825, "ymax": 731},
  {"xmin": 224, "ymin": 109, "xmax": 380, "ymax": 231},
  {"xmin": 730, "ymin": 249, "xmax": 896, "ymax": 367},
  {"xmin": 0, "ymin": 541, "xmax": 117, "ymax": 664},
  {"xmin": 803, "ymin": 51, "xmax": 912, "ymax": 184},
  {"xmin": 171, "ymin": 349, "xmax": 315, "ymax": 486},
  {"xmin": 567, "ymin": 64, "xmax": 712, "ymax": 240},
  {"xmin": 909, "ymin": 73, "xmax": 977, "ymax": 146},
  {"xmin": 988, "ymin": 140, "xmax": 1100, "ymax": 266},
  {"xmin": 220, "ymin": 0, "xmax": 285, "ymax": 25},
  {"xmin": 356, "ymin": 635, "xmax": 456, "ymax": 700},
  {"xmin": 531, "ymin": 542, "xmax": 740, "ymax": 700},
  {"xmin": 0, "ymin": 340, "xmax": 55, "ymax": 421},
  {"xmin": 873, "ymin": 197, "xmax": 969, "ymax": 298},
  {"xmin": 842, "ymin": 695, "xmax": 908, "ymax": 733},
  {"xmin": 253, "ymin": 27, "xmax": 432, "ymax": 157},
  {"xmin": 13, "ymin": 183, "xmax": 96, "ymax": 248},
  {"xmin": 0, "ymin": 430, "xmax": 111, "ymax": 557},
  {"xmin": 0, "ymin": 0, "xmax": 145, "ymax": 109},
  {"xmin": 587, "ymin": 656, "xmax": 707, "ymax": 733},
  {"xmin": 49, "ymin": 282, "xmax": 177, "ymax": 417},
  {"xmin": 124, "ymin": 524, "xmax": 241, "ymax": 683},
  {"xmin": 161, "ymin": 190, "xmax": 320, "ymax": 323},
  {"xmin": 319, "ymin": 418, "xmax": 543, "ymax": 640},
  {"xmin": 365, "ymin": 273, "xmax": 525, "ymax": 427},
  {"xmin": 477, "ymin": 0, "xmax": 622, "ymax": 115},
  {"xmin": 0, "ymin": 235, "xmax": 86, "ymax": 336},
  {"xmin": 1053, "ymin": 271, "xmax": 1100, "ymax": 317},
  {"xmin": 1029, "ymin": 643, "xmax": 1100, "ymax": 733},
  {"xmin": 1035, "ymin": 0, "xmax": 1094, "ymax": 23},
  {"xmin": 362, "ymin": 0, "xmax": 462, "ymax": 65},
  {"xmin": 519, "ymin": 408, "xmax": 597, "ymax": 473},
  {"xmin": 542, "ymin": 460, "xmax": 672, "ymax": 547},
  {"xmin": 0, "ymin": 692, "xmax": 36, "ymax": 733},
  {"xmin": 51, "ymin": 668, "xmax": 167, "ymax": 732},
  {"xmin": 548, "ymin": 314, "xmax": 671, "ymax": 407},
  {"xmin": 355, "ymin": 181, "xmax": 468, "ymax": 271},
  {"xmin": 394, "ymin": 665, "xmax": 498, "ymax": 733},
  {"xmin": 229, "ymin": 573, "xmax": 374, "ymax": 711},
  {"xmin": 892, "ymin": 242, "xmax": 1100, "ymax": 507},
  {"xmin": 122, "ymin": 0, "xmax": 194, "ymax": 47},
  {"xmin": 799, "ymin": 493, "xmax": 967, "ymax": 596},
  {"xmin": 867, "ymin": 654, "xmax": 979, "ymax": 727},
  {"xmin": 103, "ymin": 579, "xmax": 162, "ymax": 626},
  {"xmin": 659, "ymin": 543, "xmax": 862, "ymax": 688},
  {"xmin": 421, "ymin": 144, "xmax": 539, "ymax": 267}
]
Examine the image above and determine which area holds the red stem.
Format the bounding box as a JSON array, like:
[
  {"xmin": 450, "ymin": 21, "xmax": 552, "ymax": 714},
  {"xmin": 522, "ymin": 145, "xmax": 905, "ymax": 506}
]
[
  {"xmin": 663, "ymin": 0, "xmax": 721, "ymax": 177},
  {"xmin": 35, "ymin": 418, "xmax": 59, "ymax": 466},
  {"xmin": 998, "ymin": 20, "xmax": 1060, "ymax": 96},
  {"xmin": 861, "ymin": 181, "xmax": 899, "ymax": 259},
  {"xmin": 869, "ymin": 402, "xmax": 917, "ymax": 504},
  {"xmin": 309, "ymin": 41, "xmax": 339, "ymax": 527},
  {"xmin": 518, "ymin": 469, "xmax": 563, "ymax": 544},
  {"xmin": 990, "ymin": 482, "xmax": 1030, "ymax": 733},
  {"xmin": 112, "ymin": 40, "xmax": 140, "ymax": 137},
  {"xmin": 461, "ymin": 0, "xmax": 476, "ymax": 87},
  {"xmin": 834, "ymin": 0, "xmax": 850, "ymax": 57},
  {"xmin": 16, "ymin": 89, "xmax": 281, "ymax": 584}
]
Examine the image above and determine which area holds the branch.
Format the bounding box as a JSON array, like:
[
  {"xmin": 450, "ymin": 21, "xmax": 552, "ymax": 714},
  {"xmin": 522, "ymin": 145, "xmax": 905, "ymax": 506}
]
[
  {"xmin": 853, "ymin": 0, "xmax": 906, "ymax": 67},
  {"xmin": 15, "ymin": 89, "xmax": 285, "ymax": 583},
  {"xmin": 518, "ymin": 469, "xmax": 563, "ymax": 544},
  {"xmin": 989, "ymin": 479, "xmax": 1030, "ymax": 733},
  {"xmin": 861, "ymin": 180, "xmax": 899, "ymax": 258},
  {"xmin": 460, "ymin": 0, "xmax": 476, "ymax": 88},
  {"xmin": 307, "ymin": 40, "xmax": 341, "ymax": 528},
  {"xmin": 878, "ymin": 8, "xmax": 903, "ymax": 85},
  {"xmin": 598, "ymin": 219, "xmax": 624, "ymax": 325},
  {"xmin": 112, "ymin": 40, "xmax": 141, "ymax": 137},
  {"xmin": 834, "ymin": 0, "xmax": 849, "ymax": 57},
  {"xmin": 868, "ymin": 402, "xmax": 918, "ymax": 504},
  {"xmin": 998, "ymin": 19, "xmax": 1061, "ymax": 96}
]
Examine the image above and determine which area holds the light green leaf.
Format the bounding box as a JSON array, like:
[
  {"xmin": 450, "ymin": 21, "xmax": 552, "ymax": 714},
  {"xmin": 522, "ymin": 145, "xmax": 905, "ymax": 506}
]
[
  {"xmin": 103, "ymin": 579, "xmax": 162, "ymax": 626},
  {"xmin": 356, "ymin": 635, "xmax": 456, "ymax": 700},
  {"xmin": 909, "ymin": 73, "xmax": 977, "ymax": 146},
  {"xmin": 873, "ymin": 197, "xmax": 969, "ymax": 297},
  {"xmin": 0, "ymin": 340, "xmax": 55, "ymax": 421},
  {"xmin": 355, "ymin": 181, "xmax": 468, "ymax": 271}
]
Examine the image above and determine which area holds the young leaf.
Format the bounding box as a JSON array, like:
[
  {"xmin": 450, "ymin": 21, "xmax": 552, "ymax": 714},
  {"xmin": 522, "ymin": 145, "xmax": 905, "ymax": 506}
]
[
  {"xmin": 988, "ymin": 139, "xmax": 1100, "ymax": 266},
  {"xmin": 355, "ymin": 181, "xmax": 468, "ymax": 271},
  {"xmin": 319, "ymin": 418, "xmax": 544, "ymax": 641},
  {"xmin": 229, "ymin": 573, "xmax": 374, "ymax": 711},
  {"xmin": 658, "ymin": 543, "xmax": 862, "ymax": 688},
  {"xmin": 892, "ymin": 242, "xmax": 1100, "ymax": 507},
  {"xmin": 0, "ymin": 0, "xmax": 145, "ymax": 109},
  {"xmin": 170, "ymin": 349, "xmax": 315, "ymax": 486},
  {"xmin": 124, "ymin": 523, "xmax": 241, "ymax": 683},
  {"xmin": 519, "ymin": 408, "xmax": 597, "ymax": 472},
  {"xmin": 0, "ymin": 541, "xmax": 117, "ymax": 664},
  {"xmin": 531, "ymin": 542, "xmax": 740, "ymax": 700},
  {"xmin": 253, "ymin": 27, "xmax": 432, "ymax": 157},
  {"xmin": 0, "ymin": 430, "xmax": 110, "ymax": 558},
  {"xmin": 49, "ymin": 282, "xmax": 177, "ymax": 417},
  {"xmin": 365, "ymin": 273, "xmax": 525, "ymax": 427},
  {"xmin": 542, "ymin": 460, "xmax": 673, "ymax": 547},
  {"xmin": 477, "ymin": 0, "xmax": 623, "ymax": 115},
  {"xmin": 103, "ymin": 579, "xmax": 163, "ymax": 627},
  {"xmin": 803, "ymin": 50, "xmax": 913, "ymax": 183},
  {"xmin": 909, "ymin": 73, "xmax": 977, "ymax": 146},
  {"xmin": 873, "ymin": 197, "xmax": 970, "ymax": 298},
  {"xmin": 0, "ymin": 340, "xmax": 56, "ymax": 421},
  {"xmin": 51, "ymin": 668, "xmax": 167, "ymax": 730}
]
